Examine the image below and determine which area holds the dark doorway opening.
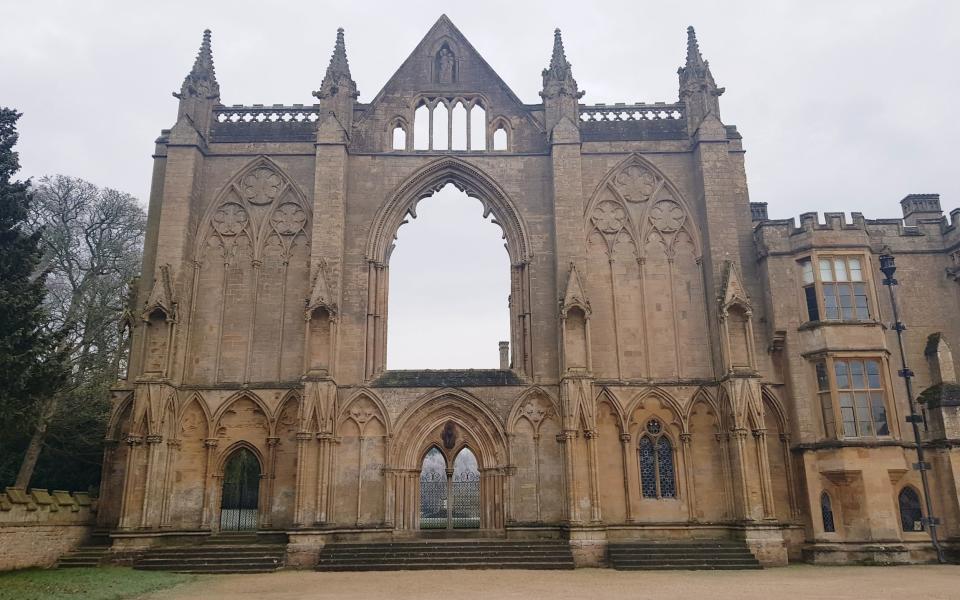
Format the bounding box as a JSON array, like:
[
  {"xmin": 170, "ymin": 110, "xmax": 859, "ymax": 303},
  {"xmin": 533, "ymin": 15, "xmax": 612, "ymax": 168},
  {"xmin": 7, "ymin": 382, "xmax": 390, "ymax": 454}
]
[{"xmin": 220, "ymin": 447, "xmax": 261, "ymax": 531}]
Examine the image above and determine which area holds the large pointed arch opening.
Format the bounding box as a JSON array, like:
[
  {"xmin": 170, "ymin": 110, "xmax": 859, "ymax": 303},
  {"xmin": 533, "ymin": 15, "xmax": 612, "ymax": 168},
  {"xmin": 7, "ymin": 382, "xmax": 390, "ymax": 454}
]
[
  {"xmin": 365, "ymin": 158, "xmax": 533, "ymax": 378},
  {"xmin": 386, "ymin": 183, "xmax": 509, "ymax": 369}
]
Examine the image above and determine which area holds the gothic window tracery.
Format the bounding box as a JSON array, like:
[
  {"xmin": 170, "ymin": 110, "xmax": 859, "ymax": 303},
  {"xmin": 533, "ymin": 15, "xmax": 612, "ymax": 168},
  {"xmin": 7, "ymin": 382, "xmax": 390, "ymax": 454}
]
[
  {"xmin": 638, "ymin": 418, "xmax": 676, "ymax": 499},
  {"xmin": 411, "ymin": 97, "xmax": 488, "ymax": 152}
]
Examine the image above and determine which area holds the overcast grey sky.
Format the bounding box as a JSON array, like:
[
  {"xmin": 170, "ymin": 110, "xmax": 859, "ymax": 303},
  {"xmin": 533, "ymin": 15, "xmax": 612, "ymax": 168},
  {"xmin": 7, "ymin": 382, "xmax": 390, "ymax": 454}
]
[{"xmin": 4, "ymin": 0, "xmax": 957, "ymax": 368}]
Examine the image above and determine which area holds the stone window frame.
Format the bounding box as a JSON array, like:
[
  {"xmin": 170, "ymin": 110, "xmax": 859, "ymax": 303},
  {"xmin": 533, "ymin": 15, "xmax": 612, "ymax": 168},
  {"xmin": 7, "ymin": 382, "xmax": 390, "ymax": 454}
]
[
  {"xmin": 897, "ymin": 485, "xmax": 925, "ymax": 533},
  {"xmin": 797, "ymin": 252, "xmax": 877, "ymax": 324},
  {"xmin": 410, "ymin": 95, "xmax": 489, "ymax": 152},
  {"xmin": 811, "ymin": 354, "xmax": 894, "ymax": 440},
  {"xmin": 820, "ymin": 490, "xmax": 837, "ymax": 533},
  {"xmin": 637, "ymin": 418, "xmax": 677, "ymax": 500}
]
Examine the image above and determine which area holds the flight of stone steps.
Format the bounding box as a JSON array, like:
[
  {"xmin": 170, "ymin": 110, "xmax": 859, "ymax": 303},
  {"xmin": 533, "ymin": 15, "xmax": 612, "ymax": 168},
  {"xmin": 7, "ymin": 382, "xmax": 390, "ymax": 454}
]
[
  {"xmin": 316, "ymin": 539, "xmax": 575, "ymax": 571},
  {"xmin": 607, "ymin": 540, "xmax": 762, "ymax": 570},
  {"xmin": 56, "ymin": 545, "xmax": 111, "ymax": 568},
  {"xmin": 133, "ymin": 534, "xmax": 286, "ymax": 574}
]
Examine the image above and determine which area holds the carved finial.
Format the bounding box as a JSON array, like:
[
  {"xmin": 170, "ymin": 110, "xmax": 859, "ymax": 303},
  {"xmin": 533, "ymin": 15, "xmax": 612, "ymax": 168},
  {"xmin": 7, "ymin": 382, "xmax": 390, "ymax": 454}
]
[
  {"xmin": 313, "ymin": 27, "xmax": 359, "ymax": 100},
  {"xmin": 548, "ymin": 28, "xmax": 569, "ymax": 79},
  {"xmin": 541, "ymin": 27, "xmax": 584, "ymax": 111},
  {"xmin": 685, "ymin": 26, "xmax": 704, "ymax": 68},
  {"xmin": 677, "ymin": 26, "xmax": 724, "ymax": 122},
  {"xmin": 176, "ymin": 29, "xmax": 220, "ymax": 100}
]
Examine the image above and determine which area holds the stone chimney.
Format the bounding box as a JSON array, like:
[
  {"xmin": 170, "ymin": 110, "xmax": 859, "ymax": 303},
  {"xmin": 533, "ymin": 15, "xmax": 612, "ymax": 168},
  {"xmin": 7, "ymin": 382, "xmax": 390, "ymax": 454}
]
[
  {"xmin": 900, "ymin": 193, "xmax": 942, "ymax": 225},
  {"xmin": 499, "ymin": 341, "xmax": 510, "ymax": 370}
]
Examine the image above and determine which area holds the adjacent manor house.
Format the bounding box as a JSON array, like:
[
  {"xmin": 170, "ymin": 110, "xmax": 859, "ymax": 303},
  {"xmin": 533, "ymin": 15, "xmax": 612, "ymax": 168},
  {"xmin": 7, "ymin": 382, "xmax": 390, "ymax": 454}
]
[{"xmin": 98, "ymin": 16, "xmax": 960, "ymax": 568}]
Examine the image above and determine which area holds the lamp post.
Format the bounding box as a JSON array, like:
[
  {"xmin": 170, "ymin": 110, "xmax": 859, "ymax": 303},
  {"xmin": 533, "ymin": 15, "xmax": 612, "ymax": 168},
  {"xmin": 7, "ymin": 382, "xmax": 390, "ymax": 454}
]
[{"xmin": 878, "ymin": 253, "xmax": 945, "ymax": 563}]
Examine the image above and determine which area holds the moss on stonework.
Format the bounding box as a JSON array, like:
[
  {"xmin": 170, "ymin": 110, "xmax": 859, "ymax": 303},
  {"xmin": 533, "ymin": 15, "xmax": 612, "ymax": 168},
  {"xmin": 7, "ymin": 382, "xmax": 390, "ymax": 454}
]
[
  {"xmin": 0, "ymin": 567, "xmax": 193, "ymax": 600},
  {"xmin": 918, "ymin": 383, "xmax": 960, "ymax": 408}
]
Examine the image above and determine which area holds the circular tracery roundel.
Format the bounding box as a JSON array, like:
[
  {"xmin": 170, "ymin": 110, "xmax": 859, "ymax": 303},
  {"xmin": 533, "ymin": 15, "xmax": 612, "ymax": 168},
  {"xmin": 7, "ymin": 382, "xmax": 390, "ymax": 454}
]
[
  {"xmin": 212, "ymin": 203, "xmax": 248, "ymax": 236},
  {"xmin": 593, "ymin": 200, "xmax": 627, "ymax": 234},
  {"xmin": 645, "ymin": 418, "xmax": 663, "ymax": 435},
  {"xmin": 242, "ymin": 168, "xmax": 282, "ymax": 205},
  {"xmin": 649, "ymin": 200, "xmax": 684, "ymax": 233},
  {"xmin": 270, "ymin": 203, "xmax": 307, "ymax": 235},
  {"xmin": 614, "ymin": 164, "xmax": 657, "ymax": 203}
]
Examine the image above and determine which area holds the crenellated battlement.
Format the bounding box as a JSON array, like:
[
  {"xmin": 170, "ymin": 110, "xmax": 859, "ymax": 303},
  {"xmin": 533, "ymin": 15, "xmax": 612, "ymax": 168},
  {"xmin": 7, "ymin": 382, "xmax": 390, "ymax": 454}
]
[
  {"xmin": 0, "ymin": 487, "xmax": 95, "ymax": 522},
  {"xmin": 755, "ymin": 203, "xmax": 960, "ymax": 256}
]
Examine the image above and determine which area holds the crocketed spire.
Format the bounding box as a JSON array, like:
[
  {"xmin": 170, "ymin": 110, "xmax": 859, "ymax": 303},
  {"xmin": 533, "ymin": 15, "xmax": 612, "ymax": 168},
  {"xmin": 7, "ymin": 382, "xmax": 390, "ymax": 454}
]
[
  {"xmin": 677, "ymin": 26, "xmax": 724, "ymax": 122},
  {"xmin": 313, "ymin": 27, "xmax": 359, "ymax": 100},
  {"xmin": 685, "ymin": 25, "xmax": 705, "ymax": 69},
  {"xmin": 176, "ymin": 29, "xmax": 220, "ymax": 100},
  {"xmin": 546, "ymin": 29, "xmax": 571, "ymax": 81},
  {"xmin": 541, "ymin": 28, "xmax": 583, "ymax": 99}
]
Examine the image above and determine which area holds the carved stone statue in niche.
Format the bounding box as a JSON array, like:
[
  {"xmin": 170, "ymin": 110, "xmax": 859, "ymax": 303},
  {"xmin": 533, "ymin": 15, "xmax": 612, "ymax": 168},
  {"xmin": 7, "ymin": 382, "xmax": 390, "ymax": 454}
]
[
  {"xmin": 436, "ymin": 46, "xmax": 455, "ymax": 83},
  {"xmin": 442, "ymin": 420, "xmax": 457, "ymax": 449}
]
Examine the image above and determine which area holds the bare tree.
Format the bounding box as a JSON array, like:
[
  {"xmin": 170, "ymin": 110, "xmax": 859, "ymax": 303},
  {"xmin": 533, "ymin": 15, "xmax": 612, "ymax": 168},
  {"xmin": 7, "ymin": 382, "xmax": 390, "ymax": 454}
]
[{"xmin": 13, "ymin": 175, "xmax": 145, "ymax": 489}]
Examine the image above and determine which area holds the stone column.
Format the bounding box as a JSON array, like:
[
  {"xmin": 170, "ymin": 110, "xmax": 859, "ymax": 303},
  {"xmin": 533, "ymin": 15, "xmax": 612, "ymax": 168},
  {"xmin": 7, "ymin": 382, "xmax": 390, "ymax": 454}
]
[
  {"xmin": 200, "ymin": 438, "xmax": 219, "ymax": 529},
  {"xmin": 680, "ymin": 432, "xmax": 697, "ymax": 520}
]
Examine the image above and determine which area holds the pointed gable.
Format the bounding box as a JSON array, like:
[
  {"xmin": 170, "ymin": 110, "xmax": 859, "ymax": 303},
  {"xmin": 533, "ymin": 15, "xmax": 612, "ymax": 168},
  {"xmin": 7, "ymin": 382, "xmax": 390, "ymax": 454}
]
[
  {"xmin": 719, "ymin": 260, "xmax": 750, "ymax": 311},
  {"xmin": 352, "ymin": 16, "xmax": 546, "ymax": 153},
  {"xmin": 561, "ymin": 263, "xmax": 590, "ymax": 315},
  {"xmin": 143, "ymin": 264, "xmax": 176, "ymax": 320}
]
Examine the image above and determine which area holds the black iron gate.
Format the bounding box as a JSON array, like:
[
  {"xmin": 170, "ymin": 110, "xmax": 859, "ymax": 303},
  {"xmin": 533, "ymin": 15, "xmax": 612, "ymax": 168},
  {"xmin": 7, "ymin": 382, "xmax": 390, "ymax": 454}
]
[
  {"xmin": 419, "ymin": 471, "xmax": 448, "ymax": 529},
  {"xmin": 451, "ymin": 470, "xmax": 480, "ymax": 529},
  {"xmin": 220, "ymin": 448, "xmax": 260, "ymax": 532},
  {"xmin": 419, "ymin": 447, "xmax": 480, "ymax": 530}
]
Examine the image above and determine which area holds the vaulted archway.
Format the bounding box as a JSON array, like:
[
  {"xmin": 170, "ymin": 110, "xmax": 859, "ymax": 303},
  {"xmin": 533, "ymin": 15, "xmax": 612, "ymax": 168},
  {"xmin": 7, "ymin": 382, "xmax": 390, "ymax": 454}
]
[{"xmin": 364, "ymin": 158, "xmax": 534, "ymax": 378}]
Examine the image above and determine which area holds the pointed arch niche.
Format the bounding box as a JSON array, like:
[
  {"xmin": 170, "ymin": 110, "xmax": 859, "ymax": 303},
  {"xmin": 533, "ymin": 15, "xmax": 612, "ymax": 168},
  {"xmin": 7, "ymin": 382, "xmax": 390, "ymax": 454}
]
[
  {"xmin": 186, "ymin": 157, "xmax": 312, "ymax": 385},
  {"xmin": 366, "ymin": 158, "xmax": 533, "ymax": 376},
  {"xmin": 584, "ymin": 154, "xmax": 709, "ymax": 380}
]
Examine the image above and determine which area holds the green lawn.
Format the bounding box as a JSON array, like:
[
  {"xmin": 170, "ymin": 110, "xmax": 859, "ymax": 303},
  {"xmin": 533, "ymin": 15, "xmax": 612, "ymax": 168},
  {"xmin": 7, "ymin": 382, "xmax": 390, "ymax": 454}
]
[{"xmin": 0, "ymin": 567, "xmax": 194, "ymax": 600}]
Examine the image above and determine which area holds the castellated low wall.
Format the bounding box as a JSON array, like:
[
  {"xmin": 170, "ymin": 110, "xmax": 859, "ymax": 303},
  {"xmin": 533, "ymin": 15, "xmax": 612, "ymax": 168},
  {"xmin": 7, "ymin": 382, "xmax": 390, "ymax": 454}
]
[{"xmin": 0, "ymin": 487, "xmax": 96, "ymax": 571}]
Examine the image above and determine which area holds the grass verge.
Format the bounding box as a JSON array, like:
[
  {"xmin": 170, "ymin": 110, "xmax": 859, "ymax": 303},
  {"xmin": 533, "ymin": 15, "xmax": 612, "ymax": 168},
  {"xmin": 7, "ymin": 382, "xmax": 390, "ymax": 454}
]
[{"xmin": 0, "ymin": 567, "xmax": 194, "ymax": 600}]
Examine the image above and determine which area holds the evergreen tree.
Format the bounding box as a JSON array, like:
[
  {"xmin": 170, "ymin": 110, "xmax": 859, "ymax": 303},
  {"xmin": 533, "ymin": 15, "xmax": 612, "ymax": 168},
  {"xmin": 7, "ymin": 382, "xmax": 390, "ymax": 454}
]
[{"xmin": 0, "ymin": 108, "xmax": 67, "ymax": 486}]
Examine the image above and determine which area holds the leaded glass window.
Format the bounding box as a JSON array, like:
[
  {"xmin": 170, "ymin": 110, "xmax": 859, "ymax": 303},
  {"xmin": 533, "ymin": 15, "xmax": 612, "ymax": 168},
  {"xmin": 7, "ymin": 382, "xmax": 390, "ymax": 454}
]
[
  {"xmin": 798, "ymin": 255, "xmax": 871, "ymax": 322},
  {"xmin": 637, "ymin": 419, "xmax": 676, "ymax": 499},
  {"xmin": 814, "ymin": 357, "xmax": 890, "ymax": 439},
  {"xmin": 639, "ymin": 436, "xmax": 656, "ymax": 498},
  {"xmin": 898, "ymin": 487, "xmax": 923, "ymax": 532},
  {"xmin": 820, "ymin": 491, "xmax": 835, "ymax": 533}
]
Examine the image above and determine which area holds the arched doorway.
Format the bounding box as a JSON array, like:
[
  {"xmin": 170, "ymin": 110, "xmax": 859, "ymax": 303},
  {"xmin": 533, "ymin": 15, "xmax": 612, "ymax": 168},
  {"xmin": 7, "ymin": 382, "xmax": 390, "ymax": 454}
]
[
  {"xmin": 418, "ymin": 446, "xmax": 480, "ymax": 529},
  {"xmin": 220, "ymin": 447, "xmax": 261, "ymax": 531}
]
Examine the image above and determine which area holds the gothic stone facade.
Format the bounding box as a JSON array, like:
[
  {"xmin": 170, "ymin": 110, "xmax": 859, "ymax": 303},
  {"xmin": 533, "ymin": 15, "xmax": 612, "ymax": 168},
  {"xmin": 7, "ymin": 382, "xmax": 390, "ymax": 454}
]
[{"xmin": 99, "ymin": 17, "xmax": 960, "ymax": 566}]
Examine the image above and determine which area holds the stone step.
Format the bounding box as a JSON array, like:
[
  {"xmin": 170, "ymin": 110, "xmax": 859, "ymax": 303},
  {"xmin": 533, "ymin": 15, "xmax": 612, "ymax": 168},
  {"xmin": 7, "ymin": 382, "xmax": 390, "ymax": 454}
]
[
  {"xmin": 317, "ymin": 540, "xmax": 575, "ymax": 571},
  {"xmin": 616, "ymin": 563, "xmax": 763, "ymax": 571},
  {"xmin": 56, "ymin": 546, "xmax": 111, "ymax": 569},
  {"xmin": 133, "ymin": 542, "xmax": 286, "ymax": 573},
  {"xmin": 607, "ymin": 541, "xmax": 761, "ymax": 571},
  {"xmin": 609, "ymin": 548, "xmax": 755, "ymax": 557},
  {"xmin": 317, "ymin": 561, "xmax": 575, "ymax": 571},
  {"xmin": 321, "ymin": 551, "xmax": 573, "ymax": 559},
  {"xmin": 319, "ymin": 555, "xmax": 575, "ymax": 564}
]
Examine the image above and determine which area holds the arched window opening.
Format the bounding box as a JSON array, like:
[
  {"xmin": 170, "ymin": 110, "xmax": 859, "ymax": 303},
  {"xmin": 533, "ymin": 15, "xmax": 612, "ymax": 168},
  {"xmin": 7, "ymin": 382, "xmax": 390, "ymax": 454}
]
[
  {"xmin": 898, "ymin": 487, "xmax": 923, "ymax": 532},
  {"xmin": 493, "ymin": 125, "xmax": 508, "ymax": 151},
  {"xmin": 413, "ymin": 104, "xmax": 430, "ymax": 150},
  {"xmin": 821, "ymin": 491, "xmax": 836, "ymax": 533},
  {"xmin": 432, "ymin": 102, "xmax": 449, "ymax": 150},
  {"xmin": 469, "ymin": 103, "xmax": 486, "ymax": 151},
  {"xmin": 638, "ymin": 418, "xmax": 676, "ymax": 499},
  {"xmin": 452, "ymin": 447, "xmax": 480, "ymax": 528},
  {"xmin": 392, "ymin": 125, "xmax": 406, "ymax": 150},
  {"xmin": 386, "ymin": 184, "xmax": 510, "ymax": 369},
  {"xmin": 451, "ymin": 102, "xmax": 468, "ymax": 151},
  {"xmin": 419, "ymin": 447, "xmax": 446, "ymax": 529},
  {"xmin": 220, "ymin": 447, "xmax": 261, "ymax": 531}
]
